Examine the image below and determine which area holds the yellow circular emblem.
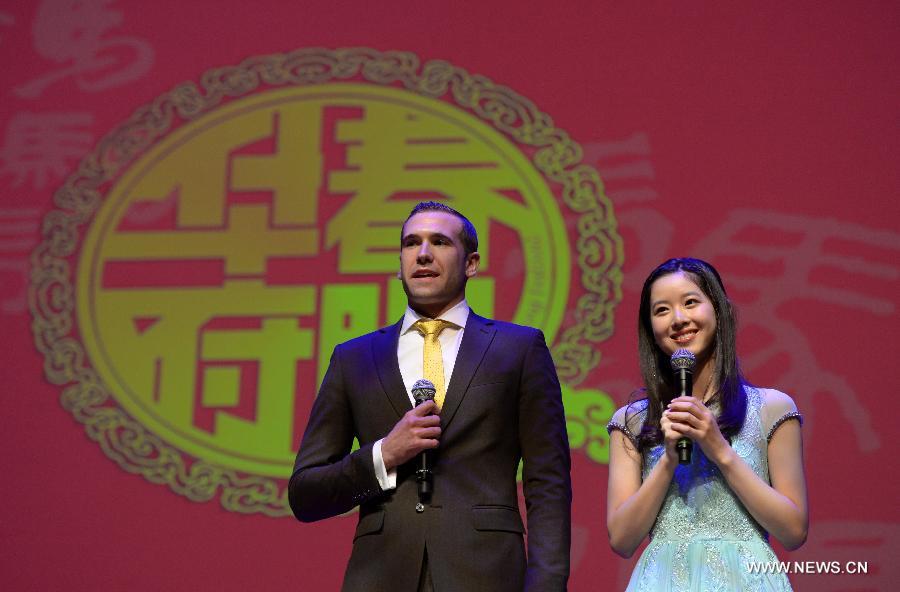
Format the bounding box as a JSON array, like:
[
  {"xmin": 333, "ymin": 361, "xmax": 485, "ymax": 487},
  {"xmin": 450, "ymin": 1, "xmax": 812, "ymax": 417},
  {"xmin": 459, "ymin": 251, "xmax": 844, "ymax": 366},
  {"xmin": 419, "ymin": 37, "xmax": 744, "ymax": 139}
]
[
  {"xmin": 77, "ymin": 83, "xmax": 570, "ymax": 477},
  {"xmin": 31, "ymin": 48, "xmax": 622, "ymax": 514}
]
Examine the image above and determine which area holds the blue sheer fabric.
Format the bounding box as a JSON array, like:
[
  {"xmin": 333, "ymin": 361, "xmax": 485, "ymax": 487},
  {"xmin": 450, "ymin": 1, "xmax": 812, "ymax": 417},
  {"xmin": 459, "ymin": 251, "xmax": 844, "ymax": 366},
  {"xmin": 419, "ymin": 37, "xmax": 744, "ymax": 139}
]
[{"xmin": 608, "ymin": 387, "xmax": 801, "ymax": 592}]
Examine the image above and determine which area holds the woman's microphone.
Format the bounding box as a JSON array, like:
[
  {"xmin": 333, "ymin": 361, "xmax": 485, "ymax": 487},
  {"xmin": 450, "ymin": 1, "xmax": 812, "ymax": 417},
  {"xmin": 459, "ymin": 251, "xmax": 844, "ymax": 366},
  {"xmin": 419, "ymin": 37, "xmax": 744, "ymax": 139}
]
[{"xmin": 670, "ymin": 349, "xmax": 696, "ymax": 464}]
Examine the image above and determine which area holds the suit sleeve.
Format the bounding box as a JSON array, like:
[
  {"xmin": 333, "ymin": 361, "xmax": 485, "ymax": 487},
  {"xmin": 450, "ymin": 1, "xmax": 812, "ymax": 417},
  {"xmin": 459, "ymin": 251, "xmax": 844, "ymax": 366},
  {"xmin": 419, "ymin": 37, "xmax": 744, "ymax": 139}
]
[
  {"xmin": 519, "ymin": 330, "xmax": 572, "ymax": 591},
  {"xmin": 288, "ymin": 344, "xmax": 383, "ymax": 522}
]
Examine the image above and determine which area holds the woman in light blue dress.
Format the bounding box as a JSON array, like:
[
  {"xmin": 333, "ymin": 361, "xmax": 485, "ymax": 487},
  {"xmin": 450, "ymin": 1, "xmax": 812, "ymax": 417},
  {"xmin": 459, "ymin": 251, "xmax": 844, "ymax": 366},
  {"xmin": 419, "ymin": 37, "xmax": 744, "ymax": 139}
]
[{"xmin": 607, "ymin": 258, "xmax": 808, "ymax": 591}]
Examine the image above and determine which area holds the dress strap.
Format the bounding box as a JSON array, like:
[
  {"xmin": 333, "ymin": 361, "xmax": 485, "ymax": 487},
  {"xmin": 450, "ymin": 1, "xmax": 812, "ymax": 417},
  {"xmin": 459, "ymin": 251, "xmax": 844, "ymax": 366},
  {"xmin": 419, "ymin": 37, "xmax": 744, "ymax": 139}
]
[
  {"xmin": 766, "ymin": 411, "xmax": 803, "ymax": 442},
  {"xmin": 607, "ymin": 421, "xmax": 638, "ymax": 447}
]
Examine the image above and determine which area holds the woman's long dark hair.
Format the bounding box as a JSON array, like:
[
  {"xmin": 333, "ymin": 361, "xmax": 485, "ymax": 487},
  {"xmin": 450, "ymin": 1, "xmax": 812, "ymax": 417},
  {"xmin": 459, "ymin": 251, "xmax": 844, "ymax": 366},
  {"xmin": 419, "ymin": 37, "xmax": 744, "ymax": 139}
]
[{"xmin": 630, "ymin": 257, "xmax": 748, "ymax": 452}]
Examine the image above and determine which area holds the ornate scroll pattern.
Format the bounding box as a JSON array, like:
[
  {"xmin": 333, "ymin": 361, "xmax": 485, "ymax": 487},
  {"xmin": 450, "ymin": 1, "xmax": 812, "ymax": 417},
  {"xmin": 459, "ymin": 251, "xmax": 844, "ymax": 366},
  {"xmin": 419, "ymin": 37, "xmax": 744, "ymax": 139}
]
[{"xmin": 29, "ymin": 47, "xmax": 622, "ymax": 515}]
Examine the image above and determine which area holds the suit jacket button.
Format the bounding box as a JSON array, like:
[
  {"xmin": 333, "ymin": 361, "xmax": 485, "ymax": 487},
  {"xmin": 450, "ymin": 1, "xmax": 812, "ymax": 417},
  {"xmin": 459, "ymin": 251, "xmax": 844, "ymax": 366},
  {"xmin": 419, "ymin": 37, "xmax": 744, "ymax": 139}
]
[{"xmin": 415, "ymin": 502, "xmax": 425, "ymax": 513}]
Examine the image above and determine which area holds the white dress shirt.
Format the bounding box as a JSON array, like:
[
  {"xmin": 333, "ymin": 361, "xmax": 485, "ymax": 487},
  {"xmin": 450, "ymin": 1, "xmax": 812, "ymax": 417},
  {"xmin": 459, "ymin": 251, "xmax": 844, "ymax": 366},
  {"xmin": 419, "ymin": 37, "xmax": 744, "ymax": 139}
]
[{"xmin": 372, "ymin": 300, "xmax": 470, "ymax": 490}]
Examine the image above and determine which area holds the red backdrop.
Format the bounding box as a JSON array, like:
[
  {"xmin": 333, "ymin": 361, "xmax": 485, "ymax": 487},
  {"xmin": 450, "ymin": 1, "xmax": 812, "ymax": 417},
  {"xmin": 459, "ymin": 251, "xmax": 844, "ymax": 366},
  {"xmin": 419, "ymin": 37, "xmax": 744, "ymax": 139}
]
[{"xmin": 1, "ymin": 1, "xmax": 897, "ymax": 590}]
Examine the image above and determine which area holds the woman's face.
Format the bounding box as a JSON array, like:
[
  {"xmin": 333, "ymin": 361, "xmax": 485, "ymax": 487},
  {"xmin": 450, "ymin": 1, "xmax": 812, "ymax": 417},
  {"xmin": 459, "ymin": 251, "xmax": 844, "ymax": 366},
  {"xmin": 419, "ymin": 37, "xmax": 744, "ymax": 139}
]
[{"xmin": 648, "ymin": 271, "xmax": 717, "ymax": 360}]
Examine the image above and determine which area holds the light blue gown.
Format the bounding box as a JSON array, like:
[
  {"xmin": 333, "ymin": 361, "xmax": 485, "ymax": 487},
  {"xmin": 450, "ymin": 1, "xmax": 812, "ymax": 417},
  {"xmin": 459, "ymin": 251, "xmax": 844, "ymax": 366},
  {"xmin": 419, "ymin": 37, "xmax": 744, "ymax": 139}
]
[{"xmin": 608, "ymin": 387, "xmax": 802, "ymax": 592}]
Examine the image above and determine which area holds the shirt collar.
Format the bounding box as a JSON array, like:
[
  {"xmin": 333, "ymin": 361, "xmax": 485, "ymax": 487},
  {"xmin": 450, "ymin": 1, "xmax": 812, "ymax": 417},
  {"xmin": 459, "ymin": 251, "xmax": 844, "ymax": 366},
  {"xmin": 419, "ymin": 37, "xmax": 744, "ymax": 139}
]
[{"xmin": 401, "ymin": 299, "xmax": 470, "ymax": 335}]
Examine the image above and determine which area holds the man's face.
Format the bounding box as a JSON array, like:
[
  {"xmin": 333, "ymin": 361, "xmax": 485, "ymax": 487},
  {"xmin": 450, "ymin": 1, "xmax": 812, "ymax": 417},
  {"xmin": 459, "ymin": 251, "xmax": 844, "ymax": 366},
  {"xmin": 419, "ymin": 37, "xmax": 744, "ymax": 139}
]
[{"xmin": 400, "ymin": 211, "xmax": 479, "ymax": 317}]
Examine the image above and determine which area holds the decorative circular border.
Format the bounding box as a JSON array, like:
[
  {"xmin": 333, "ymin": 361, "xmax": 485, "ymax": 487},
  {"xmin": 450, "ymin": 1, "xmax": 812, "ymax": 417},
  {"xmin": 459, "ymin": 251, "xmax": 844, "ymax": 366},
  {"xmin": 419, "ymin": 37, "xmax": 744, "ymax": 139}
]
[{"xmin": 29, "ymin": 47, "xmax": 623, "ymax": 516}]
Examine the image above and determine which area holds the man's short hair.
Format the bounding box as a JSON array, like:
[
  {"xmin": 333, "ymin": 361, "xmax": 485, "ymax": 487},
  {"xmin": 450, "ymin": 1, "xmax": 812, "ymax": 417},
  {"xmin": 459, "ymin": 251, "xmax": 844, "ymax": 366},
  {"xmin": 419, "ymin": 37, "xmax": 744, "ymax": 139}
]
[{"xmin": 402, "ymin": 201, "xmax": 479, "ymax": 255}]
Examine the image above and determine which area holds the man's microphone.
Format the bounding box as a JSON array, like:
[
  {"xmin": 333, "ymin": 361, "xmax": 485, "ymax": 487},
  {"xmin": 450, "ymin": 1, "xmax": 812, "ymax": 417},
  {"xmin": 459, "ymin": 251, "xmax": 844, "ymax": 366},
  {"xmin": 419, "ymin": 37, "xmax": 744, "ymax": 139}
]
[
  {"xmin": 670, "ymin": 349, "xmax": 696, "ymax": 465},
  {"xmin": 411, "ymin": 379, "xmax": 436, "ymax": 497}
]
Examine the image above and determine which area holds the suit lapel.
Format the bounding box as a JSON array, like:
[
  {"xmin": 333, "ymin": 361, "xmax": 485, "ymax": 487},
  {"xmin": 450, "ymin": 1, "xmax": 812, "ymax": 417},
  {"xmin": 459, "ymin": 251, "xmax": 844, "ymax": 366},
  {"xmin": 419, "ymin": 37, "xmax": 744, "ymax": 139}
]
[
  {"xmin": 441, "ymin": 312, "xmax": 496, "ymax": 428},
  {"xmin": 372, "ymin": 319, "xmax": 411, "ymax": 418}
]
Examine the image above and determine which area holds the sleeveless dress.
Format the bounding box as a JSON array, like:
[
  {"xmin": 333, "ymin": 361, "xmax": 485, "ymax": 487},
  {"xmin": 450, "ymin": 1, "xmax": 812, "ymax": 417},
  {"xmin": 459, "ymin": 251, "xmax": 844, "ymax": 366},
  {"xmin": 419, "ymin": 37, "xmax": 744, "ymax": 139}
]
[{"xmin": 607, "ymin": 387, "xmax": 802, "ymax": 592}]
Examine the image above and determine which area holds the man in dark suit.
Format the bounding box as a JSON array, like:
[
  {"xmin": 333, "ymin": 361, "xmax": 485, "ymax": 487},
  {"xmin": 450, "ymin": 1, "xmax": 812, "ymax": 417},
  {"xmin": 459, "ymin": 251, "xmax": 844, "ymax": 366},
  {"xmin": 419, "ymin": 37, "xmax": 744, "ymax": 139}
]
[{"xmin": 289, "ymin": 201, "xmax": 571, "ymax": 591}]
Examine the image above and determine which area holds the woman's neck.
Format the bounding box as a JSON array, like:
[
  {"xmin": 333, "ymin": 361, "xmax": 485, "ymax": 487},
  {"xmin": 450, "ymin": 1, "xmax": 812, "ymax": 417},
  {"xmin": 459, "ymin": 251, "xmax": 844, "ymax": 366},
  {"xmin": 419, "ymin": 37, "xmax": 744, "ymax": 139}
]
[{"xmin": 693, "ymin": 356, "xmax": 717, "ymax": 402}]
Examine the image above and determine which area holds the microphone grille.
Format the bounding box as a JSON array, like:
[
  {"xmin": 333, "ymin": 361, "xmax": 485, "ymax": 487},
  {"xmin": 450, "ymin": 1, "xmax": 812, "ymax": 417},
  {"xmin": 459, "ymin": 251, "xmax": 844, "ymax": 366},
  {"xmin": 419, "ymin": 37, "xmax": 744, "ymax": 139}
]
[
  {"xmin": 670, "ymin": 349, "xmax": 696, "ymax": 372},
  {"xmin": 412, "ymin": 379, "xmax": 436, "ymax": 404}
]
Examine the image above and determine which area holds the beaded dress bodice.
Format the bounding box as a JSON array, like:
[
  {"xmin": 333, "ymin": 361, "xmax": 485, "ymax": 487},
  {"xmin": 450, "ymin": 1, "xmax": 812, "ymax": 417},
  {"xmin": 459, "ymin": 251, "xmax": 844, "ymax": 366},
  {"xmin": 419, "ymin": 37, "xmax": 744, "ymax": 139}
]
[
  {"xmin": 643, "ymin": 388, "xmax": 768, "ymax": 544},
  {"xmin": 608, "ymin": 386, "xmax": 801, "ymax": 592}
]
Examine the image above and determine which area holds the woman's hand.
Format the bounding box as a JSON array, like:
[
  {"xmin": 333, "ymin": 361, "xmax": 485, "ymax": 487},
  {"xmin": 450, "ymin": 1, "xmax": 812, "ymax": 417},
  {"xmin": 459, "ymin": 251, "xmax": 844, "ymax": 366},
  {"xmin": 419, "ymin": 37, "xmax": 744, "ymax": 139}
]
[
  {"xmin": 659, "ymin": 403, "xmax": 683, "ymax": 463},
  {"xmin": 663, "ymin": 396, "xmax": 732, "ymax": 465}
]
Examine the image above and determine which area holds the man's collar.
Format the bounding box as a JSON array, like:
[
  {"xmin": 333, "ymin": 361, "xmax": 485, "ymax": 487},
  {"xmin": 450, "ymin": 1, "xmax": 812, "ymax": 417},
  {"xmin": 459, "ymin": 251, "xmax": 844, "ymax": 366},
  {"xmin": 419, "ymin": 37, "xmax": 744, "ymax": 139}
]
[{"xmin": 401, "ymin": 300, "xmax": 470, "ymax": 335}]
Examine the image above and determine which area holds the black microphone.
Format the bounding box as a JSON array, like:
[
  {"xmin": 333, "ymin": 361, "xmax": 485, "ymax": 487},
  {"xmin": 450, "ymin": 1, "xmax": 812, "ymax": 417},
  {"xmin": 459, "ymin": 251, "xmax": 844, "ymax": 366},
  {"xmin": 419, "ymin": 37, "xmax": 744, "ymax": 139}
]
[
  {"xmin": 411, "ymin": 379, "xmax": 436, "ymax": 498},
  {"xmin": 670, "ymin": 349, "xmax": 696, "ymax": 465}
]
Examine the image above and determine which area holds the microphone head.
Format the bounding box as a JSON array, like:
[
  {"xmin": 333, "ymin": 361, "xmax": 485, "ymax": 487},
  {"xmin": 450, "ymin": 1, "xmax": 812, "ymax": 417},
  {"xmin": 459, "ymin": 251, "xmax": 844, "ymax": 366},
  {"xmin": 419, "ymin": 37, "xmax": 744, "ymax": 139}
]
[
  {"xmin": 411, "ymin": 379, "xmax": 436, "ymax": 405},
  {"xmin": 670, "ymin": 349, "xmax": 696, "ymax": 373}
]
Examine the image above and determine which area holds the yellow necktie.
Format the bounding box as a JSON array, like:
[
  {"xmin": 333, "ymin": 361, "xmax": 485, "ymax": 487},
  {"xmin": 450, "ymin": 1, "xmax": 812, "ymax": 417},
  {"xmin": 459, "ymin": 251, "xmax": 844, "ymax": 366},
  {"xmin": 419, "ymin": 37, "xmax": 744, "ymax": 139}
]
[{"xmin": 413, "ymin": 319, "xmax": 455, "ymax": 410}]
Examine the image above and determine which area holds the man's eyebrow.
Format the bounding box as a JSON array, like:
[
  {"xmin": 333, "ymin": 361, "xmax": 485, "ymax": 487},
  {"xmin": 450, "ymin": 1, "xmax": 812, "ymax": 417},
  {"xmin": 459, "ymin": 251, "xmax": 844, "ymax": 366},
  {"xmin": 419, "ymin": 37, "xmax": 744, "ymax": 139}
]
[{"xmin": 402, "ymin": 231, "xmax": 454, "ymax": 242}]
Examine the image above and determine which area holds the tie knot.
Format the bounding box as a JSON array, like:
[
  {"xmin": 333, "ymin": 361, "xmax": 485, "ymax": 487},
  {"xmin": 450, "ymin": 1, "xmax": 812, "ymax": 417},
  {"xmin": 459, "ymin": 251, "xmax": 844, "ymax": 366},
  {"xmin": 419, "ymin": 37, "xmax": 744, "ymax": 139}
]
[{"xmin": 414, "ymin": 319, "xmax": 455, "ymax": 337}]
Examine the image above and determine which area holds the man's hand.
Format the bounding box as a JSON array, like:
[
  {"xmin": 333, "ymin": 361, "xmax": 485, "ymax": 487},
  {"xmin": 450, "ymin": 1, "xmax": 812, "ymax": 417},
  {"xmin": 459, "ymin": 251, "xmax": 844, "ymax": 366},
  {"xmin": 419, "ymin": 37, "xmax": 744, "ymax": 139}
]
[{"xmin": 381, "ymin": 401, "xmax": 441, "ymax": 470}]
